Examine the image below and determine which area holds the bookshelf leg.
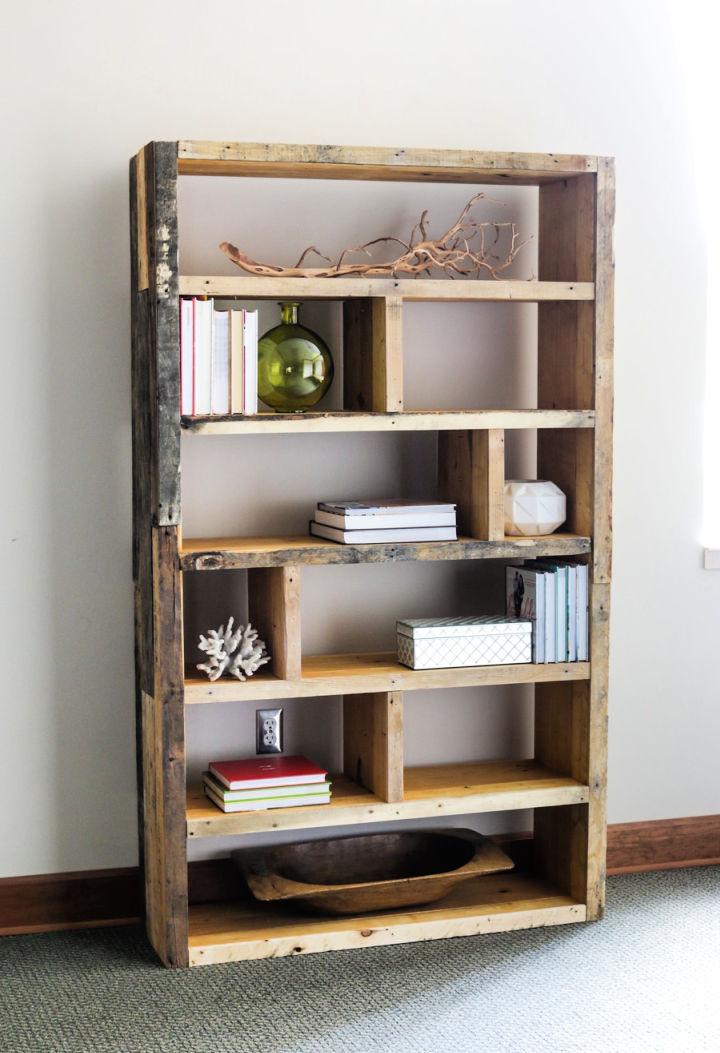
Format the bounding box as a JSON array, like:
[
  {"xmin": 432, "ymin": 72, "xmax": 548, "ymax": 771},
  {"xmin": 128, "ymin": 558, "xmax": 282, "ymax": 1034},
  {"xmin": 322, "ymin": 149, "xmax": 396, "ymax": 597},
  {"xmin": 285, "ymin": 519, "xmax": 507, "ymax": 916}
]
[
  {"xmin": 343, "ymin": 691, "xmax": 404, "ymax": 803},
  {"xmin": 247, "ymin": 566, "xmax": 302, "ymax": 680},
  {"xmin": 438, "ymin": 429, "xmax": 505, "ymax": 539}
]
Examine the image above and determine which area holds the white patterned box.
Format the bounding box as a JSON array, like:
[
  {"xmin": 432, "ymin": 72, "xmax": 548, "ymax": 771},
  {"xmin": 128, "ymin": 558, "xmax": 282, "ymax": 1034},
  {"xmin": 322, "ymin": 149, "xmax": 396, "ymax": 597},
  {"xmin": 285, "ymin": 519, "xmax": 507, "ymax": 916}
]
[{"xmin": 397, "ymin": 615, "xmax": 532, "ymax": 670}]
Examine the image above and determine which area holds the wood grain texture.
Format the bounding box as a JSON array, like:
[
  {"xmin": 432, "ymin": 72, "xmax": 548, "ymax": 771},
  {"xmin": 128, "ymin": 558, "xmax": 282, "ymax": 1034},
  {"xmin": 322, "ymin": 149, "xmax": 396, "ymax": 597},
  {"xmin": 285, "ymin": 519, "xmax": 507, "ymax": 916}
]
[
  {"xmin": 247, "ymin": 566, "xmax": 301, "ymax": 680},
  {"xmin": 177, "ymin": 140, "xmax": 597, "ymax": 185},
  {"xmin": 186, "ymin": 759, "xmax": 589, "ymax": 838},
  {"xmin": 343, "ymin": 691, "xmax": 404, "ymax": 802},
  {"xmin": 342, "ymin": 298, "xmax": 374, "ymax": 411},
  {"xmin": 187, "ymin": 872, "xmax": 585, "ymax": 965},
  {"xmin": 534, "ymin": 165, "xmax": 614, "ymax": 922},
  {"xmin": 143, "ymin": 527, "xmax": 188, "ymax": 966},
  {"xmin": 135, "ymin": 149, "xmax": 148, "ymax": 292},
  {"xmin": 182, "ymin": 408, "xmax": 595, "ymax": 436},
  {"xmin": 3, "ymin": 815, "xmax": 715, "ymax": 935},
  {"xmin": 184, "ymin": 653, "xmax": 590, "ymax": 704},
  {"xmin": 180, "ymin": 532, "xmax": 591, "ymax": 571},
  {"xmin": 180, "ymin": 275, "xmax": 595, "ymax": 302},
  {"xmin": 372, "ymin": 296, "xmax": 403, "ymax": 411},
  {"xmin": 438, "ymin": 429, "xmax": 505, "ymax": 540},
  {"xmin": 606, "ymin": 815, "xmax": 720, "ymax": 874}
]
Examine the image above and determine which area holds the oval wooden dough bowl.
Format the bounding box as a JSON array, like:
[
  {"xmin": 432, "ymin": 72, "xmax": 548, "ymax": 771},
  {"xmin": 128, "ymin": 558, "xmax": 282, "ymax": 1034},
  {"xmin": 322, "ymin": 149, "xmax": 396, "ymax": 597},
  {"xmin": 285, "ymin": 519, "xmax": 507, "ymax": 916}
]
[{"xmin": 233, "ymin": 829, "xmax": 514, "ymax": 915}]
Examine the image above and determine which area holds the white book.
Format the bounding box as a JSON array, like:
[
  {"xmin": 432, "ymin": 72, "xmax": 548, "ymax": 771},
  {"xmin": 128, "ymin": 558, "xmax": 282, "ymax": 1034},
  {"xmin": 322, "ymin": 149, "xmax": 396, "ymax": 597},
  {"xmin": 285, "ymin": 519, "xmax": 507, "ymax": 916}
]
[
  {"xmin": 315, "ymin": 508, "xmax": 456, "ymax": 530},
  {"xmin": 527, "ymin": 561, "xmax": 556, "ymax": 662},
  {"xmin": 310, "ymin": 522, "xmax": 457, "ymax": 544},
  {"xmin": 318, "ymin": 500, "xmax": 456, "ymax": 517},
  {"xmin": 211, "ymin": 309, "xmax": 230, "ymax": 415},
  {"xmin": 565, "ymin": 563, "xmax": 577, "ymax": 661},
  {"xmin": 506, "ymin": 566, "xmax": 545, "ymax": 663},
  {"xmin": 576, "ymin": 562, "xmax": 589, "ymax": 660},
  {"xmin": 204, "ymin": 786, "xmax": 331, "ymax": 813},
  {"xmin": 180, "ymin": 298, "xmax": 194, "ymax": 415},
  {"xmin": 555, "ymin": 564, "xmax": 568, "ymax": 662},
  {"xmin": 230, "ymin": 309, "xmax": 245, "ymax": 414},
  {"xmin": 243, "ymin": 309, "xmax": 258, "ymax": 413},
  {"xmin": 193, "ymin": 299, "xmax": 213, "ymax": 415}
]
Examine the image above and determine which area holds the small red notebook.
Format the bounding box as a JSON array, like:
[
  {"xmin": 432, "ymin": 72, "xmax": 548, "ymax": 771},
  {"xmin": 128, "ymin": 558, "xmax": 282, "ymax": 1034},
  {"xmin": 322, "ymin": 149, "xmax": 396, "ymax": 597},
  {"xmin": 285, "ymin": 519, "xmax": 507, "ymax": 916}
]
[{"xmin": 208, "ymin": 755, "xmax": 328, "ymax": 791}]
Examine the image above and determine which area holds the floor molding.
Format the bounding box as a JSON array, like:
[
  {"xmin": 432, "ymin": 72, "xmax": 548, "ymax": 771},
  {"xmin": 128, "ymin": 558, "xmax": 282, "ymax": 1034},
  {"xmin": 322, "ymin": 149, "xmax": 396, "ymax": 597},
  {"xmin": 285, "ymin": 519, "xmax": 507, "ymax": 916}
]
[{"xmin": 2, "ymin": 815, "xmax": 718, "ymax": 936}]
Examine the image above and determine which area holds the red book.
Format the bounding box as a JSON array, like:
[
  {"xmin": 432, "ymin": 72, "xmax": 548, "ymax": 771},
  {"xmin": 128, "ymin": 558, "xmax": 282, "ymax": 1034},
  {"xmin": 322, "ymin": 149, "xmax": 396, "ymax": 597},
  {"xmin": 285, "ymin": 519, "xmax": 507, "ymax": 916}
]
[{"xmin": 208, "ymin": 755, "xmax": 328, "ymax": 791}]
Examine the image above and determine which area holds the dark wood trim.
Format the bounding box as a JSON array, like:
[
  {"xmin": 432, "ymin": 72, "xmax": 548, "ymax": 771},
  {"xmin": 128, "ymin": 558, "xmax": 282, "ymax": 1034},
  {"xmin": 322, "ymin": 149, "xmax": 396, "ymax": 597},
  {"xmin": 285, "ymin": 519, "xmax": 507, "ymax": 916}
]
[
  {"xmin": 606, "ymin": 815, "xmax": 720, "ymax": 875},
  {"xmin": 2, "ymin": 816, "xmax": 718, "ymax": 937},
  {"xmin": 0, "ymin": 868, "xmax": 141, "ymax": 936}
]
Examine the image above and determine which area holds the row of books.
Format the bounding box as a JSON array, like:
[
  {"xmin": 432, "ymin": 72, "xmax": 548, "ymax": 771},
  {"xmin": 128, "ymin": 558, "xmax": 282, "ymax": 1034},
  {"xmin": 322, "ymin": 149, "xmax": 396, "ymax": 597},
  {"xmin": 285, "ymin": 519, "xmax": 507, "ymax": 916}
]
[
  {"xmin": 506, "ymin": 560, "xmax": 589, "ymax": 663},
  {"xmin": 309, "ymin": 499, "xmax": 458, "ymax": 544},
  {"xmin": 203, "ymin": 755, "xmax": 331, "ymax": 813},
  {"xmin": 180, "ymin": 298, "xmax": 258, "ymax": 417}
]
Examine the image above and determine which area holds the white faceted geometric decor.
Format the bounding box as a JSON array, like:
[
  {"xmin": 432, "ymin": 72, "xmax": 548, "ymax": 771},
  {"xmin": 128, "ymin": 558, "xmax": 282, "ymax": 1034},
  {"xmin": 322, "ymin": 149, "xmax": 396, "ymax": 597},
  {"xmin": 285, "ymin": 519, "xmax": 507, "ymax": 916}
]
[{"xmin": 504, "ymin": 479, "xmax": 567, "ymax": 536}]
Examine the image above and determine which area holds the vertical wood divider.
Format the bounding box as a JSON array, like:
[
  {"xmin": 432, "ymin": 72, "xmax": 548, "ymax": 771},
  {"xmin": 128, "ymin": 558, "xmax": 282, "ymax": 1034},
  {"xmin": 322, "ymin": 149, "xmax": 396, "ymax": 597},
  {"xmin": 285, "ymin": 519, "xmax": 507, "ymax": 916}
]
[
  {"xmin": 343, "ymin": 296, "xmax": 403, "ymax": 412},
  {"xmin": 438, "ymin": 429, "xmax": 505, "ymax": 539},
  {"xmin": 343, "ymin": 691, "xmax": 404, "ymax": 802},
  {"xmin": 247, "ymin": 566, "xmax": 302, "ymax": 680}
]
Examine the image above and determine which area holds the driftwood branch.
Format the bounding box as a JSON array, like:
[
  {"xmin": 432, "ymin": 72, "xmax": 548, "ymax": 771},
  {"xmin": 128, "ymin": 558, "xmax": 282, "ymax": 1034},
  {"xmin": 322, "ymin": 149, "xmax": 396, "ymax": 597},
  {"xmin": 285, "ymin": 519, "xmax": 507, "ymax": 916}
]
[{"xmin": 220, "ymin": 192, "xmax": 531, "ymax": 280}]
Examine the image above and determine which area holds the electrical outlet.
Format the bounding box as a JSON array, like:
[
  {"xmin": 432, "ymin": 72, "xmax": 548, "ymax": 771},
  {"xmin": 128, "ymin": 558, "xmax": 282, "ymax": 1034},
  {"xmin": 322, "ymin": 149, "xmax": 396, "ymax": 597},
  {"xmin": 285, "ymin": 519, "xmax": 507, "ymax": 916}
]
[{"xmin": 256, "ymin": 707, "xmax": 283, "ymax": 754}]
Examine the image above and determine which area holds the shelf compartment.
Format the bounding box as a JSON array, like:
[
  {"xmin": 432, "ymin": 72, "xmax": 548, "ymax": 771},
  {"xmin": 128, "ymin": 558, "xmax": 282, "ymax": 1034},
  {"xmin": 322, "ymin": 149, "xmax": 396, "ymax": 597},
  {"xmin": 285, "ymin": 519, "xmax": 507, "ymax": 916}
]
[
  {"xmin": 180, "ymin": 533, "xmax": 591, "ymax": 571},
  {"xmin": 184, "ymin": 653, "xmax": 590, "ymax": 704},
  {"xmin": 186, "ymin": 759, "xmax": 589, "ymax": 838},
  {"xmin": 187, "ymin": 870, "xmax": 586, "ymax": 965},
  {"xmin": 181, "ymin": 408, "xmax": 595, "ymax": 435},
  {"xmin": 178, "ymin": 275, "xmax": 594, "ymax": 302}
]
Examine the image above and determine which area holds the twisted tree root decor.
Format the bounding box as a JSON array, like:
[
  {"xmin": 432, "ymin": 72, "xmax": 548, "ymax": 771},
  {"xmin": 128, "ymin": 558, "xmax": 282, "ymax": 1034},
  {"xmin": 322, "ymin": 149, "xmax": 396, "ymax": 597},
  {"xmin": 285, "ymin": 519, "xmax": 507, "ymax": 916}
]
[{"xmin": 220, "ymin": 192, "xmax": 531, "ymax": 280}]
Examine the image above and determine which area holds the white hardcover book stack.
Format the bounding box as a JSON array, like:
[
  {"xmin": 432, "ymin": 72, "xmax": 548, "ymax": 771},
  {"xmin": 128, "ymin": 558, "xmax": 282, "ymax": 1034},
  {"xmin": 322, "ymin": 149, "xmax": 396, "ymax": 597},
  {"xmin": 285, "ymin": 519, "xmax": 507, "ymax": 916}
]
[
  {"xmin": 180, "ymin": 298, "xmax": 258, "ymax": 416},
  {"xmin": 507, "ymin": 559, "xmax": 589, "ymax": 664},
  {"xmin": 309, "ymin": 499, "xmax": 457, "ymax": 545}
]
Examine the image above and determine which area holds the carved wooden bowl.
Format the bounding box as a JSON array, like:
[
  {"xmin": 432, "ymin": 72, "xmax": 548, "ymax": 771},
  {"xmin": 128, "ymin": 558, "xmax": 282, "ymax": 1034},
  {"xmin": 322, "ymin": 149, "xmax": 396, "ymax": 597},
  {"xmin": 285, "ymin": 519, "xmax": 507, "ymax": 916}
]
[{"xmin": 233, "ymin": 829, "xmax": 514, "ymax": 915}]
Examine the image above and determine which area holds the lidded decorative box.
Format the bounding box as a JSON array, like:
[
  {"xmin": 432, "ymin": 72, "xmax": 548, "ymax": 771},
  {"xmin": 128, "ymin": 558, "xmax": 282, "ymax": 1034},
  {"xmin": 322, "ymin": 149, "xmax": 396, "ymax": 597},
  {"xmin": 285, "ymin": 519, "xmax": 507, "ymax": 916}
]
[{"xmin": 397, "ymin": 616, "xmax": 532, "ymax": 670}]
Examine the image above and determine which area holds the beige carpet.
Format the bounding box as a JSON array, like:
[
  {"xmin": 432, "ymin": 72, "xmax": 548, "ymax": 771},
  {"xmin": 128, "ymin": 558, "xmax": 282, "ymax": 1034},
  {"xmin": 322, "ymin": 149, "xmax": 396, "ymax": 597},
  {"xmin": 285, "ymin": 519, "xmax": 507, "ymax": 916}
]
[{"xmin": 1, "ymin": 868, "xmax": 718, "ymax": 1053}]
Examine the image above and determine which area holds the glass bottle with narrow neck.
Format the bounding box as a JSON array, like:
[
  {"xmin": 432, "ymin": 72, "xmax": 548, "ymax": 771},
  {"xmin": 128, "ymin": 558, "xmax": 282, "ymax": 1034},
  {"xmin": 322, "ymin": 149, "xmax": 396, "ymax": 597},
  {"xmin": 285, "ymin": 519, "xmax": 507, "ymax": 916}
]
[{"xmin": 257, "ymin": 301, "xmax": 334, "ymax": 411}]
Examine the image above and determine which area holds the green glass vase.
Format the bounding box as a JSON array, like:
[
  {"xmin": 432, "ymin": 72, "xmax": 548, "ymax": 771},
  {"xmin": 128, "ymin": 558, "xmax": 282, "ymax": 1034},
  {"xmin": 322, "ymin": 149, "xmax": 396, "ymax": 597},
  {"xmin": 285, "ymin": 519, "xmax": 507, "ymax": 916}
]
[{"xmin": 257, "ymin": 302, "xmax": 334, "ymax": 411}]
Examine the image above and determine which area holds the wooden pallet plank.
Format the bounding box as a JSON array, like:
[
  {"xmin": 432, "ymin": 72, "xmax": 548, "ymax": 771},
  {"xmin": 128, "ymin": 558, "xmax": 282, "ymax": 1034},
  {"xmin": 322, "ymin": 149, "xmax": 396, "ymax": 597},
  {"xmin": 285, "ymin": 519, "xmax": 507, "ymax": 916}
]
[
  {"xmin": 247, "ymin": 566, "xmax": 302, "ymax": 680},
  {"xmin": 187, "ymin": 872, "xmax": 585, "ymax": 965},
  {"xmin": 343, "ymin": 691, "xmax": 404, "ymax": 802},
  {"xmin": 182, "ymin": 409, "xmax": 595, "ymax": 435},
  {"xmin": 187, "ymin": 759, "xmax": 589, "ymax": 838},
  {"xmin": 438, "ymin": 429, "xmax": 505, "ymax": 540},
  {"xmin": 178, "ymin": 141, "xmax": 597, "ymax": 184},
  {"xmin": 180, "ymin": 533, "xmax": 591, "ymax": 571},
  {"xmin": 179, "ymin": 276, "xmax": 595, "ymax": 301}
]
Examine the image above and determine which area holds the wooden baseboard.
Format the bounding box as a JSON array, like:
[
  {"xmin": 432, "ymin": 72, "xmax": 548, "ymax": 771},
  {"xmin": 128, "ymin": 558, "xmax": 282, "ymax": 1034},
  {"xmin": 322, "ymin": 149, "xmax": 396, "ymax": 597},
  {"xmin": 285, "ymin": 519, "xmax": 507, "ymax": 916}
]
[
  {"xmin": 0, "ymin": 867, "xmax": 141, "ymax": 936},
  {"xmin": 606, "ymin": 815, "xmax": 720, "ymax": 875},
  {"xmin": 2, "ymin": 815, "xmax": 718, "ymax": 937}
]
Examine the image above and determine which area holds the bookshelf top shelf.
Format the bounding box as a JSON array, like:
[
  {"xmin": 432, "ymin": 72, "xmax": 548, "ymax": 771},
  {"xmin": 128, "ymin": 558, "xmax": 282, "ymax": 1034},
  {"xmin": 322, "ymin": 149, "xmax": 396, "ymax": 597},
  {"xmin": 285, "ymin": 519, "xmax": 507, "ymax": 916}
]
[
  {"xmin": 177, "ymin": 140, "xmax": 598, "ymax": 185},
  {"xmin": 179, "ymin": 276, "xmax": 594, "ymax": 302}
]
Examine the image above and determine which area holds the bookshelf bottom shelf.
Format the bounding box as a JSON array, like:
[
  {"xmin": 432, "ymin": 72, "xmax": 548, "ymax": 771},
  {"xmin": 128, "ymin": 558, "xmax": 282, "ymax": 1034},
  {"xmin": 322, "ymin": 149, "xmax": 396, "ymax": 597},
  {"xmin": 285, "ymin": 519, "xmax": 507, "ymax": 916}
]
[{"xmin": 187, "ymin": 871, "xmax": 585, "ymax": 965}]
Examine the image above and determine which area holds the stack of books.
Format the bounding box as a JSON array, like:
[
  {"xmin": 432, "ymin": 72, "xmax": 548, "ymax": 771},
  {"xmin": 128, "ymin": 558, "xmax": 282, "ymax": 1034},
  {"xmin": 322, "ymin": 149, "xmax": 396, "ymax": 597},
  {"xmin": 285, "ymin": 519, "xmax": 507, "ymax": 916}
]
[
  {"xmin": 309, "ymin": 499, "xmax": 458, "ymax": 544},
  {"xmin": 505, "ymin": 559, "xmax": 589, "ymax": 663},
  {"xmin": 180, "ymin": 297, "xmax": 258, "ymax": 417},
  {"xmin": 203, "ymin": 755, "xmax": 331, "ymax": 813}
]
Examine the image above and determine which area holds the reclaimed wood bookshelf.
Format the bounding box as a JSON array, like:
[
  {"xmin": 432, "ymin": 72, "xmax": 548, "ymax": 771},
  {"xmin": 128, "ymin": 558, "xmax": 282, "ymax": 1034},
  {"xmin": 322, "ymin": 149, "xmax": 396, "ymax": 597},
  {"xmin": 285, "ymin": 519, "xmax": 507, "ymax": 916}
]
[{"xmin": 130, "ymin": 140, "xmax": 614, "ymax": 968}]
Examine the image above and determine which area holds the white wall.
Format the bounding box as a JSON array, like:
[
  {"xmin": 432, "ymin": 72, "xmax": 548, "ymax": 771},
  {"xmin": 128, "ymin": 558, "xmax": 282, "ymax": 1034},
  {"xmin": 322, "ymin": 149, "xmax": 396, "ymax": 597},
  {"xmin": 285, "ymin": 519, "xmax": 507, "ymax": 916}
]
[{"xmin": 2, "ymin": 0, "xmax": 718, "ymax": 877}]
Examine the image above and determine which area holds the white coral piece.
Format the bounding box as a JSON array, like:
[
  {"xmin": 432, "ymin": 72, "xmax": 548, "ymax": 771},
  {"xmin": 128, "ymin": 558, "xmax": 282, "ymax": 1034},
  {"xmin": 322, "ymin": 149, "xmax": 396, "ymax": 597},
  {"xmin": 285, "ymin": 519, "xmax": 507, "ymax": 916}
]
[{"xmin": 197, "ymin": 617, "xmax": 271, "ymax": 681}]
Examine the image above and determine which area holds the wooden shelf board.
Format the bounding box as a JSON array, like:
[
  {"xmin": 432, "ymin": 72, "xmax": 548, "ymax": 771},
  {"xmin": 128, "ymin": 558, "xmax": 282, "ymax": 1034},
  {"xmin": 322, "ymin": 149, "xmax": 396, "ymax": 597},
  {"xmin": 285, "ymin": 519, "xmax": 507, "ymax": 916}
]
[
  {"xmin": 186, "ymin": 760, "xmax": 589, "ymax": 839},
  {"xmin": 177, "ymin": 141, "xmax": 597, "ymax": 186},
  {"xmin": 181, "ymin": 408, "xmax": 595, "ymax": 436},
  {"xmin": 178, "ymin": 275, "xmax": 594, "ymax": 302},
  {"xmin": 180, "ymin": 533, "xmax": 591, "ymax": 571},
  {"xmin": 184, "ymin": 653, "xmax": 591, "ymax": 704},
  {"xmin": 187, "ymin": 871, "xmax": 586, "ymax": 965}
]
